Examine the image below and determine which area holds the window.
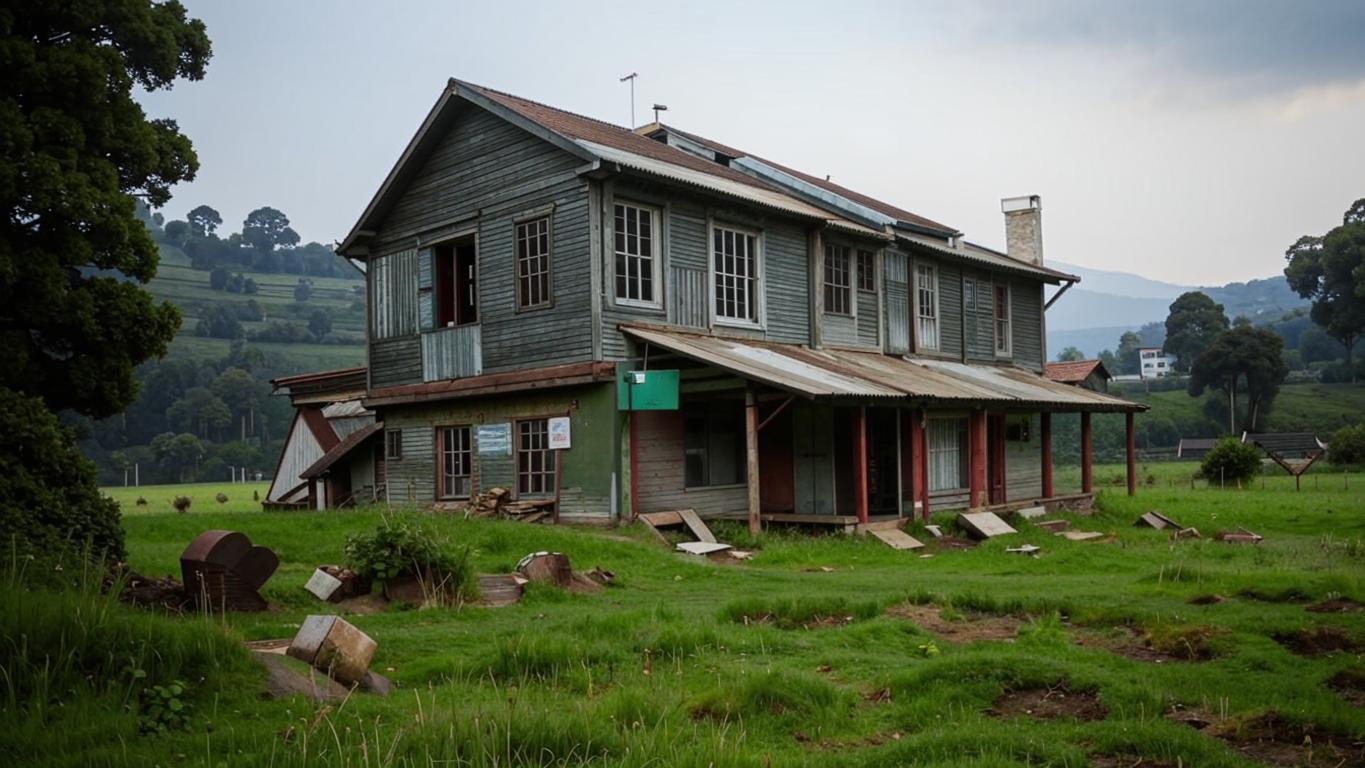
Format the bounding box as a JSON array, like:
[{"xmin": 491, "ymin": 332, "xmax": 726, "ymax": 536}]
[
  {"xmin": 438, "ymin": 425, "xmax": 472, "ymax": 499},
  {"xmin": 916, "ymin": 264, "xmax": 939, "ymax": 350},
  {"xmin": 384, "ymin": 429, "xmax": 402, "ymax": 460},
  {"xmin": 994, "ymin": 284, "xmax": 1011, "ymax": 355},
  {"xmin": 963, "ymin": 278, "xmax": 976, "ymax": 310},
  {"xmin": 683, "ymin": 401, "xmax": 746, "ymax": 487},
  {"xmin": 516, "ymin": 217, "xmax": 551, "ymax": 308},
  {"xmin": 517, "ymin": 419, "xmax": 556, "ymax": 496},
  {"xmin": 713, "ymin": 225, "xmax": 759, "ymax": 324},
  {"xmin": 824, "ymin": 244, "xmax": 851, "ymax": 315},
  {"xmin": 614, "ymin": 203, "xmax": 659, "ymax": 306},
  {"xmin": 434, "ymin": 242, "xmax": 478, "ymax": 326},
  {"xmin": 927, "ymin": 417, "xmax": 968, "ymax": 492},
  {"xmin": 856, "ymin": 250, "xmax": 876, "ymax": 292}
]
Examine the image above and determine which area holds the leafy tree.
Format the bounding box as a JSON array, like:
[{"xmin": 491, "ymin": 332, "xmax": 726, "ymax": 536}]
[
  {"xmin": 163, "ymin": 220, "xmax": 191, "ymax": 248},
  {"xmin": 151, "ymin": 432, "xmax": 205, "ymax": 483},
  {"xmin": 294, "ymin": 278, "xmax": 313, "ymax": 302},
  {"xmin": 224, "ymin": 272, "xmax": 244, "ymax": 293},
  {"xmin": 1299, "ymin": 326, "xmax": 1343, "ymax": 366},
  {"xmin": 1188, "ymin": 325, "xmax": 1288, "ymax": 432},
  {"xmin": 1328, "ymin": 423, "xmax": 1365, "ymax": 466},
  {"xmin": 209, "ymin": 267, "xmax": 229, "ymax": 290},
  {"xmin": 0, "ymin": 0, "xmax": 209, "ymax": 420},
  {"xmin": 1116, "ymin": 331, "xmax": 1144, "ymax": 375},
  {"xmin": 1284, "ymin": 199, "xmax": 1365, "ymax": 382},
  {"xmin": 1163, "ymin": 292, "xmax": 1228, "ymax": 373},
  {"xmin": 1097, "ymin": 348, "xmax": 1120, "ymax": 375},
  {"xmin": 242, "ymin": 207, "xmax": 300, "ymax": 256},
  {"xmin": 187, "ymin": 204, "xmax": 222, "ymax": 237},
  {"xmin": 166, "ymin": 387, "xmax": 230, "ymax": 438},
  {"xmin": 308, "ymin": 309, "xmax": 333, "ymax": 341},
  {"xmin": 195, "ymin": 304, "xmax": 244, "ymax": 339},
  {"xmin": 1056, "ymin": 346, "xmax": 1085, "ymax": 362},
  {"xmin": 211, "ymin": 368, "xmax": 263, "ymax": 439},
  {"xmin": 243, "ymin": 277, "xmax": 259, "ymax": 295},
  {"xmin": 1199, "ymin": 437, "xmax": 1262, "ymax": 486}
]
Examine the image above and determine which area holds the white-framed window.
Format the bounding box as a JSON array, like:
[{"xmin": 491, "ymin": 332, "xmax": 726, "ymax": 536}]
[
  {"xmin": 916, "ymin": 263, "xmax": 939, "ymax": 351},
  {"xmin": 437, "ymin": 425, "xmax": 472, "ymax": 499},
  {"xmin": 613, "ymin": 202, "xmax": 660, "ymax": 307},
  {"xmin": 994, "ymin": 283, "xmax": 1011, "ymax": 355},
  {"xmin": 824, "ymin": 244, "xmax": 851, "ymax": 316},
  {"xmin": 927, "ymin": 417, "xmax": 967, "ymax": 492},
  {"xmin": 515, "ymin": 217, "xmax": 551, "ymax": 309},
  {"xmin": 712, "ymin": 224, "xmax": 760, "ymax": 325}
]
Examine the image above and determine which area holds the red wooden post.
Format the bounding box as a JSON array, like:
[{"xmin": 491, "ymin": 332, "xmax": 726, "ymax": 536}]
[
  {"xmin": 1125, "ymin": 410, "xmax": 1136, "ymax": 497},
  {"xmin": 1040, "ymin": 412, "xmax": 1053, "ymax": 499},
  {"xmin": 853, "ymin": 405, "xmax": 869, "ymax": 525},
  {"xmin": 1080, "ymin": 411, "xmax": 1093, "ymax": 495},
  {"xmin": 969, "ymin": 409, "xmax": 987, "ymax": 508},
  {"xmin": 916, "ymin": 409, "xmax": 930, "ymax": 522},
  {"xmin": 745, "ymin": 388, "xmax": 761, "ymax": 535},
  {"xmin": 909, "ymin": 409, "xmax": 926, "ymax": 521}
]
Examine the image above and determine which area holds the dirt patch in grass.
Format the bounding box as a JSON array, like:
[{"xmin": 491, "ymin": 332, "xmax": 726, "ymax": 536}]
[
  {"xmin": 1073, "ymin": 625, "xmax": 1182, "ymax": 663},
  {"xmin": 932, "ymin": 536, "xmax": 977, "ymax": 551},
  {"xmin": 1307, "ymin": 596, "xmax": 1364, "ymax": 613},
  {"xmin": 1238, "ymin": 587, "xmax": 1313, "ymax": 604},
  {"xmin": 1206, "ymin": 712, "xmax": 1365, "ymax": 767},
  {"xmin": 1329, "ymin": 669, "xmax": 1365, "ymax": 706},
  {"xmin": 1087, "ymin": 756, "xmax": 1180, "ymax": 768},
  {"xmin": 887, "ymin": 603, "xmax": 1024, "ymax": 642},
  {"xmin": 989, "ymin": 685, "xmax": 1106, "ymax": 721},
  {"xmin": 1187, "ymin": 593, "xmax": 1225, "ymax": 605},
  {"xmin": 1273, "ymin": 626, "xmax": 1362, "ymax": 656}
]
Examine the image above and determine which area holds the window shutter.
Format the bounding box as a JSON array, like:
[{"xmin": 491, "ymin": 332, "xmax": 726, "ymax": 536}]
[{"xmin": 417, "ymin": 247, "xmax": 434, "ymax": 330}]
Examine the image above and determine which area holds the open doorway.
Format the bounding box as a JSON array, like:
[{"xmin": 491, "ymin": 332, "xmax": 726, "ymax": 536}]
[{"xmin": 434, "ymin": 237, "xmax": 477, "ymax": 327}]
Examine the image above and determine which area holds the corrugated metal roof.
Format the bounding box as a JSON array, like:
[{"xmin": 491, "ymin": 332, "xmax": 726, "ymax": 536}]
[
  {"xmin": 623, "ymin": 325, "xmax": 1145, "ymax": 412},
  {"xmin": 898, "ymin": 232, "xmax": 1078, "ymax": 283},
  {"xmin": 321, "ymin": 399, "xmax": 373, "ymax": 419}
]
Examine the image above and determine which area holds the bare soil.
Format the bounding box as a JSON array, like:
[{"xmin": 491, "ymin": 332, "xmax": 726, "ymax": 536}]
[
  {"xmin": 1329, "ymin": 669, "xmax": 1365, "ymax": 706},
  {"xmin": 1206, "ymin": 712, "xmax": 1365, "ymax": 767},
  {"xmin": 1273, "ymin": 625, "xmax": 1363, "ymax": 656},
  {"xmin": 1306, "ymin": 596, "xmax": 1364, "ymax": 613},
  {"xmin": 1087, "ymin": 756, "xmax": 1180, "ymax": 768},
  {"xmin": 1187, "ymin": 593, "xmax": 1225, "ymax": 605},
  {"xmin": 109, "ymin": 566, "xmax": 191, "ymax": 613},
  {"xmin": 1238, "ymin": 587, "xmax": 1313, "ymax": 603},
  {"xmin": 988, "ymin": 685, "xmax": 1106, "ymax": 721},
  {"xmin": 1073, "ymin": 625, "xmax": 1181, "ymax": 663},
  {"xmin": 886, "ymin": 603, "xmax": 1023, "ymax": 642},
  {"xmin": 931, "ymin": 536, "xmax": 978, "ymax": 551}
]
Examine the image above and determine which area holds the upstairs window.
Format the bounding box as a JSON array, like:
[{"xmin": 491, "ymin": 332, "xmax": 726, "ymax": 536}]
[
  {"xmin": 614, "ymin": 203, "xmax": 659, "ymax": 306},
  {"xmin": 824, "ymin": 245, "xmax": 851, "ymax": 315},
  {"xmin": 437, "ymin": 425, "xmax": 472, "ymax": 499},
  {"xmin": 856, "ymin": 250, "xmax": 876, "ymax": 292},
  {"xmin": 516, "ymin": 217, "xmax": 551, "ymax": 308},
  {"xmin": 713, "ymin": 225, "xmax": 760, "ymax": 324},
  {"xmin": 994, "ymin": 284, "xmax": 1011, "ymax": 355},
  {"xmin": 916, "ymin": 264, "xmax": 939, "ymax": 351},
  {"xmin": 435, "ymin": 242, "xmax": 478, "ymax": 327}
]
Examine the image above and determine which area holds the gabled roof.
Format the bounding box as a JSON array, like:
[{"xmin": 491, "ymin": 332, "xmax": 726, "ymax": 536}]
[
  {"xmin": 271, "ymin": 367, "xmax": 368, "ymax": 404},
  {"xmin": 300, "ymin": 422, "xmax": 383, "ymax": 480},
  {"xmin": 1045, "ymin": 359, "xmax": 1110, "ymax": 384}
]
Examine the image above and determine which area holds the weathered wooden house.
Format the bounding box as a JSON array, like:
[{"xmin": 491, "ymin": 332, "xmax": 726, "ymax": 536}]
[
  {"xmin": 266, "ymin": 367, "xmax": 382, "ymax": 509},
  {"xmin": 1044, "ymin": 359, "xmax": 1111, "ymax": 393},
  {"xmin": 332, "ymin": 78, "xmax": 1145, "ymax": 526}
]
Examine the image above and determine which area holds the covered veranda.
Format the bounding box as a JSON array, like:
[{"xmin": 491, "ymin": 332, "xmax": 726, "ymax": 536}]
[{"xmin": 622, "ymin": 325, "xmax": 1148, "ymax": 532}]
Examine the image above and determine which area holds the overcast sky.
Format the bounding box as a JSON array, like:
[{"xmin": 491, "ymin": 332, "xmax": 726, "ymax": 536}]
[{"xmin": 137, "ymin": 0, "xmax": 1365, "ymax": 286}]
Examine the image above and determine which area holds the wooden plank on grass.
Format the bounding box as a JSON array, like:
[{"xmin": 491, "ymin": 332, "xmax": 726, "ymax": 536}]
[
  {"xmin": 1035, "ymin": 519, "xmax": 1070, "ymax": 532},
  {"xmin": 957, "ymin": 512, "xmax": 1017, "ymax": 539},
  {"xmin": 640, "ymin": 511, "xmax": 684, "ymax": 528},
  {"xmin": 677, "ymin": 509, "xmax": 717, "ymax": 543},
  {"xmin": 1058, "ymin": 530, "xmax": 1105, "ymax": 541},
  {"xmin": 676, "ymin": 541, "xmax": 731, "ymax": 555},
  {"xmin": 870, "ymin": 529, "xmax": 925, "ymax": 550},
  {"xmin": 1135, "ymin": 511, "xmax": 1181, "ymax": 529}
]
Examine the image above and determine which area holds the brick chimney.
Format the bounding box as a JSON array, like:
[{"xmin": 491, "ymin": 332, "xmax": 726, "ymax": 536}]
[{"xmin": 1001, "ymin": 195, "xmax": 1043, "ymax": 265}]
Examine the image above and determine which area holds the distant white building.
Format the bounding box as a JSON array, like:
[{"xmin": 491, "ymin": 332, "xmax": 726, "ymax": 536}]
[{"xmin": 1139, "ymin": 348, "xmax": 1178, "ymax": 379}]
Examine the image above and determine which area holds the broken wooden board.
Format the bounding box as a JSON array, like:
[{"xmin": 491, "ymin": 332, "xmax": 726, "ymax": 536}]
[
  {"xmin": 1006, "ymin": 544, "xmax": 1042, "ymax": 555},
  {"xmin": 676, "ymin": 541, "xmax": 731, "ymax": 556},
  {"xmin": 870, "ymin": 528, "xmax": 925, "ymax": 550},
  {"xmin": 477, "ymin": 574, "xmax": 524, "ymax": 607},
  {"xmin": 1034, "ymin": 519, "xmax": 1070, "ymax": 533},
  {"xmin": 957, "ymin": 512, "xmax": 1018, "ymax": 539},
  {"xmin": 639, "ymin": 510, "xmax": 684, "ymax": 528},
  {"xmin": 676, "ymin": 509, "xmax": 717, "ymax": 543},
  {"xmin": 924, "ymin": 524, "xmax": 944, "ymax": 538},
  {"xmin": 1058, "ymin": 530, "xmax": 1106, "ymax": 542},
  {"xmin": 1214, "ymin": 527, "xmax": 1263, "ymax": 544},
  {"xmin": 1135, "ymin": 511, "xmax": 1181, "ymax": 530}
]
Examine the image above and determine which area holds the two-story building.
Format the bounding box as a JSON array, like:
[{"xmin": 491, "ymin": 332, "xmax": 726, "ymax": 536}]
[
  {"xmin": 1139, "ymin": 348, "xmax": 1179, "ymax": 379},
  {"xmin": 327, "ymin": 78, "xmax": 1144, "ymax": 527}
]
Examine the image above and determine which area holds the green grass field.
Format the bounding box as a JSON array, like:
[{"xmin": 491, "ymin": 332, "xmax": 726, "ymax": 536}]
[
  {"xmin": 1117, "ymin": 382, "xmax": 1365, "ymax": 438},
  {"xmin": 6, "ymin": 465, "xmax": 1365, "ymax": 767}
]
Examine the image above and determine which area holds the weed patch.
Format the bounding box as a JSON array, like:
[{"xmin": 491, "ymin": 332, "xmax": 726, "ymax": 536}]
[
  {"xmin": 721, "ymin": 595, "xmax": 881, "ymax": 630},
  {"xmin": 886, "ymin": 602, "xmax": 1024, "ymax": 642},
  {"xmin": 1145, "ymin": 623, "xmax": 1229, "ymax": 660},
  {"xmin": 1206, "ymin": 712, "xmax": 1365, "ymax": 767}
]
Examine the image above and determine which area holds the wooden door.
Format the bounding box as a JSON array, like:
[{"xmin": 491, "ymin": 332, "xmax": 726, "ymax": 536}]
[{"xmin": 793, "ymin": 404, "xmax": 835, "ymax": 514}]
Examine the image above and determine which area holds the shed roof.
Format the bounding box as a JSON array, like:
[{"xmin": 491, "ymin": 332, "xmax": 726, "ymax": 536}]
[
  {"xmin": 623, "ymin": 325, "xmax": 1145, "ymax": 412},
  {"xmin": 1044, "ymin": 359, "xmax": 1111, "ymax": 384},
  {"xmin": 271, "ymin": 367, "xmax": 368, "ymax": 404},
  {"xmin": 300, "ymin": 422, "xmax": 383, "ymax": 480},
  {"xmin": 1243, "ymin": 432, "xmax": 1326, "ymax": 455}
]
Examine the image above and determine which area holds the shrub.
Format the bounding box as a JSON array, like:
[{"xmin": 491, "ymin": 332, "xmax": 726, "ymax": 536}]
[
  {"xmin": 344, "ymin": 516, "xmax": 476, "ymax": 602},
  {"xmin": 1198, "ymin": 437, "xmax": 1262, "ymax": 485},
  {"xmin": 1328, "ymin": 423, "xmax": 1365, "ymax": 466},
  {"xmin": 172, "ymin": 496, "xmax": 191, "ymax": 513}
]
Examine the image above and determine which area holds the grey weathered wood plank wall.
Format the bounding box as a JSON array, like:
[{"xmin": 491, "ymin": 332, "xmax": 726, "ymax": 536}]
[
  {"xmin": 633, "ymin": 409, "xmax": 747, "ymax": 517},
  {"xmin": 883, "ymin": 250, "xmax": 909, "ymax": 354},
  {"xmin": 1005, "ymin": 414, "xmax": 1043, "ymax": 499},
  {"xmin": 1010, "ymin": 278, "xmax": 1044, "ymax": 371}
]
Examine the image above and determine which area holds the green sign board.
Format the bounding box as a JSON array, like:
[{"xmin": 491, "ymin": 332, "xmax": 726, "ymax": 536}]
[{"xmin": 616, "ymin": 369, "xmax": 679, "ymax": 411}]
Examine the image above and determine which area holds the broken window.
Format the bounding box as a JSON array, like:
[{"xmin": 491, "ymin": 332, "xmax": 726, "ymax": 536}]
[
  {"xmin": 435, "ymin": 242, "xmax": 478, "ymax": 326},
  {"xmin": 683, "ymin": 400, "xmax": 746, "ymax": 488},
  {"xmin": 516, "ymin": 217, "xmax": 551, "ymax": 308},
  {"xmin": 614, "ymin": 202, "xmax": 659, "ymax": 306},
  {"xmin": 713, "ymin": 225, "xmax": 759, "ymax": 324},
  {"xmin": 824, "ymin": 244, "xmax": 851, "ymax": 316},
  {"xmin": 438, "ymin": 425, "xmax": 472, "ymax": 499},
  {"xmin": 517, "ymin": 418, "xmax": 556, "ymax": 496}
]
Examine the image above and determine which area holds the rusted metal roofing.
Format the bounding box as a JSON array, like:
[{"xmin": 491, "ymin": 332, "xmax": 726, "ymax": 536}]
[
  {"xmin": 300, "ymin": 422, "xmax": 383, "ymax": 480},
  {"xmin": 623, "ymin": 325, "xmax": 1145, "ymax": 412},
  {"xmin": 365, "ymin": 361, "xmax": 617, "ymax": 407},
  {"xmin": 1044, "ymin": 359, "xmax": 1110, "ymax": 384}
]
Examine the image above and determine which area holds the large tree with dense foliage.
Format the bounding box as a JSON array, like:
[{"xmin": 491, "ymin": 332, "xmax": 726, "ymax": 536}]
[
  {"xmin": 1055, "ymin": 346, "xmax": 1085, "ymax": 362},
  {"xmin": 1164, "ymin": 291, "xmax": 1229, "ymax": 373},
  {"xmin": 1188, "ymin": 325, "xmax": 1288, "ymax": 433},
  {"xmin": 1284, "ymin": 199, "xmax": 1365, "ymax": 382},
  {"xmin": 0, "ymin": 0, "xmax": 210, "ymax": 558}
]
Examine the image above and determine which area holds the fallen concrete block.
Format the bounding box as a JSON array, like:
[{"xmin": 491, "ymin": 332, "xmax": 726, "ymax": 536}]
[
  {"xmin": 1173, "ymin": 527, "xmax": 1202, "ymax": 540},
  {"xmin": 1057, "ymin": 530, "xmax": 1106, "ymax": 542},
  {"xmin": 676, "ymin": 541, "xmax": 732, "ymax": 555},
  {"xmin": 288, "ymin": 615, "xmax": 376, "ymax": 686},
  {"xmin": 305, "ymin": 568, "xmax": 343, "ymax": 602},
  {"xmin": 1214, "ymin": 527, "xmax": 1262, "ymax": 544},
  {"xmin": 924, "ymin": 524, "xmax": 944, "ymax": 538},
  {"xmin": 517, "ymin": 552, "xmax": 574, "ymax": 587},
  {"xmin": 870, "ymin": 528, "xmax": 925, "ymax": 550},
  {"xmin": 1034, "ymin": 519, "xmax": 1070, "ymax": 533},
  {"xmin": 957, "ymin": 512, "xmax": 1017, "ymax": 539}
]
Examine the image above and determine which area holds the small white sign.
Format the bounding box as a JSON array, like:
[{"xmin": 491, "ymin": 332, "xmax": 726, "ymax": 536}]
[{"xmin": 548, "ymin": 416, "xmax": 571, "ymax": 450}]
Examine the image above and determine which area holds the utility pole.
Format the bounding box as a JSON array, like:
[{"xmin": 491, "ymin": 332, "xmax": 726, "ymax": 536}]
[{"xmin": 619, "ymin": 72, "xmax": 637, "ymax": 127}]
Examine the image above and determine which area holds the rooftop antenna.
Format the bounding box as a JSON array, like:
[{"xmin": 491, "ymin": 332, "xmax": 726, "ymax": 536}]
[
  {"xmin": 619, "ymin": 72, "xmax": 638, "ymax": 127},
  {"xmin": 652, "ymin": 103, "xmax": 668, "ymax": 124}
]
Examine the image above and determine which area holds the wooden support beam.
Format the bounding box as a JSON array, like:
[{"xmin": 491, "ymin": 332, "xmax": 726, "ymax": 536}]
[
  {"xmin": 1040, "ymin": 412, "xmax": 1054, "ymax": 499},
  {"xmin": 915, "ymin": 409, "xmax": 929, "ymax": 522},
  {"xmin": 745, "ymin": 387, "xmax": 761, "ymax": 535},
  {"xmin": 853, "ymin": 406, "xmax": 869, "ymax": 525},
  {"xmin": 969, "ymin": 409, "xmax": 987, "ymax": 509},
  {"xmin": 1081, "ymin": 411, "xmax": 1093, "ymax": 495},
  {"xmin": 756, "ymin": 395, "xmax": 794, "ymax": 432},
  {"xmin": 1125, "ymin": 411, "xmax": 1136, "ymax": 497}
]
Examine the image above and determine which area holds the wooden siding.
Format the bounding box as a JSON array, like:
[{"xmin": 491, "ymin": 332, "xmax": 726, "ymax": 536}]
[
  {"xmin": 668, "ymin": 266, "xmax": 707, "ymax": 328},
  {"xmin": 1011, "ymin": 278, "xmax": 1044, "ymax": 371},
  {"xmin": 634, "ymin": 409, "xmax": 747, "ymax": 518},
  {"xmin": 266, "ymin": 414, "xmax": 325, "ymax": 502},
  {"xmin": 369, "ymin": 336, "xmax": 421, "ymax": 389},
  {"xmin": 963, "ymin": 269, "xmax": 996, "ymax": 361},
  {"xmin": 822, "ymin": 313, "xmax": 857, "ymax": 346},
  {"xmin": 422, "ymin": 325, "xmax": 483, "ymax": 381},
  {"xmin": 884, "ymin": 251, "xmax": 909, "ymax": 354},
  {"xmin": 369, "ymin": 249, "xmax": 419, "ymax": 339},
  {"xmin": 386, "ymin": 426, "xmax": 435, "ymax": 504},
  {"xmin": 936, "ymin": 261, "xmax": 964, "ymax": 358},
  {"xmin": 1005, "ymin": 414, "xmax": 1043, "ymax": 500},
  {"xmin": 763, "ymin": 223, "xmax": 811, "ymax": 345},
  {"xmin": 856, "ymin": 290, "xmax": 879, "ymax": 346}
]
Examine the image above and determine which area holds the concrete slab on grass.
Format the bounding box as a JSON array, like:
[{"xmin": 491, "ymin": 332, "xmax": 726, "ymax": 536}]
[
  {"xmin": 871, "ymin": 529, "xmax": 925, "ymax": 550},
  {"xmin": 957, "ymin": 512, "xmax": 1017, "ymax": 539}
]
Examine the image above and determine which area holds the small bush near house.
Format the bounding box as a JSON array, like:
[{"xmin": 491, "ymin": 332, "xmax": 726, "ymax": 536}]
[
  {"xmin": 344, "ymin": 517, "xmax": 476, "ymax": 602},
  {"xmin": 1198, "ymin": 437, "xmax": 1262, "ymax": 486},
  {"xmin": 1328, "ymin": 423, "xmax": 1365, "ymax": 466}
]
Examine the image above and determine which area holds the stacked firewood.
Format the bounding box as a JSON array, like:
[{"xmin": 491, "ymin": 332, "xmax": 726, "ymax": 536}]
[{"xmin": 461, "ymin": 487, "xmax": 554, "ymax": 522}]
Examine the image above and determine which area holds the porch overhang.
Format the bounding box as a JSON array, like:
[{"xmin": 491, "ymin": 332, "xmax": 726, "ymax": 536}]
[
  {"xmin": 621, "ymin": 324, "xmax": 1146, "ymax": 413},
  {"xmin": 363, "ymin": 361, "xmax": 618, "ymax": 408}
]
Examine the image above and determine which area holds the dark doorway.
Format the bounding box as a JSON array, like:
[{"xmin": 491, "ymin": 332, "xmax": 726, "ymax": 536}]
[{"xmin": 435, "ymin": 238, "xmax": 478, "ymax": 327}]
